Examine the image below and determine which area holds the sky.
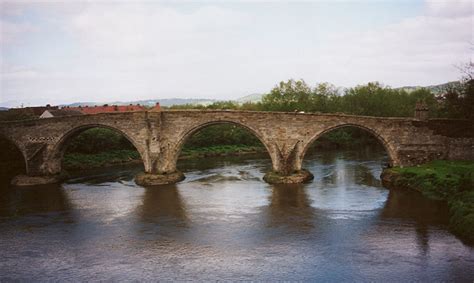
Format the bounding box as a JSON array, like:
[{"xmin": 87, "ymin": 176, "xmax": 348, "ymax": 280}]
[{"xmin": 0, "ymin": 0, "xmax": 472, "ymax": 107}]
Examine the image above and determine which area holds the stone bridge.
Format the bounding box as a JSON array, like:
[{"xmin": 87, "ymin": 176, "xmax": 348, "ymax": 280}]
[{"xmin": 0, "ymin": 110, "xmax": 473, "ymax": 186}]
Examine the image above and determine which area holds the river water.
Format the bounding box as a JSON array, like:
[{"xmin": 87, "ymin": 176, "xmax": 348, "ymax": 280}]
[{"xmin": 0, "ymin": 148, "xmax": 473, "ymax": 281}]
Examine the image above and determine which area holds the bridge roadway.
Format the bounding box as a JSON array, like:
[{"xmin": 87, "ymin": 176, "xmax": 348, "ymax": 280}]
[{"xmin": 0, "ymin": 110, "xmax": 473, "ymax": 186}]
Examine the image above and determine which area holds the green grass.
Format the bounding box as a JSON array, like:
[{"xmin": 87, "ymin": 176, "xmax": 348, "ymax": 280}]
[
  {"xmin": 63, "ymin": 145, "xmax": 266, "ymax": 170},
  {"xmin": 388, "ymin": 160, "xmax": 474, "ymax": 243},
  {"xmin": 63, "ymin": 150, "xmax": 141, "ymax": 170}
]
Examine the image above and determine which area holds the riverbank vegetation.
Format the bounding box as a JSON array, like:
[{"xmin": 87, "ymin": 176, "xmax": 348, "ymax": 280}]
[
  {"xmin": 63, "ymin": 150, "xmax": 141, "ymax": 170},
  {"xmin": 382, "ymin": 161, "xmax": 474, "ymax": 244}
]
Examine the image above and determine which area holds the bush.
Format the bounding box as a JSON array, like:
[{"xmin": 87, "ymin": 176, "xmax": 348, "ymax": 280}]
[{"xmin": 65, "ymin": 128, "xmax": 136, "ymax": 154}]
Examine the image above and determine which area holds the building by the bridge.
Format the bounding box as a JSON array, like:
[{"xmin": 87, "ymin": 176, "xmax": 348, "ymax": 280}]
[
  {"xmin": 66, "ymin": 102, "xmax": 161, "ymax": 114},
  {"xmin": 37, "ymin": 102, "xmax": 162, "ymax": 118},
  {"xmin": 68, "ymin": 104, "xmax": 146, "ymax": 114},
  {"xmin": 39, "ymin": 109, "xmax": 84, "ymax": 119},
  {"xmin": 8, "ymin": 104, "xmax": 59, "ymax": 118}
]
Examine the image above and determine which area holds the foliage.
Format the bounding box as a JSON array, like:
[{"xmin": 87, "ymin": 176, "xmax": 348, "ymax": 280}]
[
  {"xmin": 167, "ymin": 80, "xmax": 442, "ymax": 118},
  {"xmin": 183, "ymin": 124, "xmax": 262, "ymax": 148},
  {"xmin": 166, "ymin": 60, "xmax": 472, "ymax": 120},
  {"xmin": 258, "ymin": 80, "xmax": 438, "ymax": 117},
  {"xmin": 436, "ymin": 62, "xmax": 474, "ymax": 120},
  {"xmin": 261, "ymin": 79, "xmax": 313, "ymax": 112},
  {"xmin": 62, "ymin": 145, "xmax": 267, "ymax": 170},
  {"xmin": 308, "ymin": 127, "xmax": 382, "ymax": 150},
  {"xmin": 63, "ymin": 150, "xmax": 141, "ymax": 170},
  {"xmin": 65, "ymin": 128, "xmax": 136, "ymax": 154},
  {"xmin": 341, "ymin": 83, "xmax": 436, "ymax": 117}
]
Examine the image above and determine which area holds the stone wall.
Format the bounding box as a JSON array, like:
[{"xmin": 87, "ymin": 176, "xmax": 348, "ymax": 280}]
[{"xmin": 0, "ymin": 110, "xmax": 473, "ymax": 185}]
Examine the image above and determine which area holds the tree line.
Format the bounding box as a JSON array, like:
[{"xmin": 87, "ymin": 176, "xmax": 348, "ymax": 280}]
[
  {"xmin": 169, "ymin": 77, "xmax": 472, "ymax": 120},
  {"xmin": 1, "ymin": 63, "xmax": 472, "ymax": 160}
]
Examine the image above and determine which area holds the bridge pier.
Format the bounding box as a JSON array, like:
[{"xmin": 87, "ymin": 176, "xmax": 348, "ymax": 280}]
[
  {"xmin": 133, "ymin": 149, "xmax": 185, "ymax": 186},
  {"xmin": 132, "ymin": 139, "xmax": 316, "ymax": 186},
  {"xmin": 10, "ymin": 151, "xmax": 65, "ymax": 186},
  {"xmin": 263, "ymin": 169, "xmax": 314, "ymax": 184},
  {"xmin": 2, "ymin": 110, "xmax": 472, "ymax": 188},
  {"xmin": 135, "ymin": 171, "xmax": 185, "ymax": 186},
  {"xmin": 262, "ymin": 140, "xmax": 314, "ymax": 184},
  {"xmin": 11, "ymin": 174, "xmax": 64, "ymax": 186},
  {"xmin": 263, "ymin": 152, "xmax": 314, "ymax": 184}
]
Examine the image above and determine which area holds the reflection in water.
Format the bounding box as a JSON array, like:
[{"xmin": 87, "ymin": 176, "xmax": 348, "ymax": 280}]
[
  {"xmin": 381, "ymin": 189, "xmax": 449, "ymax": 224},
  {"xmin": 265, "ymin": 184, "xmax": 316, "ymax": 231},
  {"xmin": 0, "ymin": 149, "xmax": 473, "ymax": 281},
  {"xmin": 0, "ymin": 183, "xmax": 73, "ymax": 222},
  {"xmin": 139, "ymin": 185, "xmax": 188, "ymax": 226},
  {"xmin": 304, "ymin": 149, "xmax": 388, "ymax": 214},
  {"xmin": 380, "ymin": 189, "xmax": 450, "ymax": 256}
]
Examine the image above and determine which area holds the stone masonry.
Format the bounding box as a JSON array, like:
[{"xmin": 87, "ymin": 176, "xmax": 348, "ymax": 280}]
[{"xmin": 0, "ymin": 110, "xmax": 473, "ymax": 186}]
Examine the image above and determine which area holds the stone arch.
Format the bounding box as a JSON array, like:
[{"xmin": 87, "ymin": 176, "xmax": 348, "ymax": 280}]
[
  {"xmin": 48, "ymin": 124, "xmax": 148, "ymax": 174},
  {"xmin": 0, "ymin": 133, "xmax": 27, "ymax": 175},
  {"xmin": 171, "ymin": 120, "xmax": 277, "ymax": 171},
  {"xmin": 300, "ymin": 123, "xmax": 399, "ymax": 167}
]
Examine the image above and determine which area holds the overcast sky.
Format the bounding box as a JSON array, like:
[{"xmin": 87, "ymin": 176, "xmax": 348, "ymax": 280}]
[{"xmin": 0, "ymin": 0, "xmax": 472, "ymax": 107}]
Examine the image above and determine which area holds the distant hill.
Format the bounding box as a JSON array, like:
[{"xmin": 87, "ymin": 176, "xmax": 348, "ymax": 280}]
[
  {"xmin": 236, "ymin": 93, "xmax": 264, "ymax": 103},
  {"xmin": 2, "ymin": 81, "xmax": 458, "ymax": 109},
  {"xmin": 396, "ymin": 81, "xmax": 459, "ymax": 95},
  {"xmin": 62, "ymin": 98, "xmax": 217, "ymax": 108}
]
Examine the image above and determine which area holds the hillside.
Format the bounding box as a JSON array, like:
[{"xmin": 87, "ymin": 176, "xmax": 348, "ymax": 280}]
[
  {"xmin": 1, "ymin": 81, "xmax": 457, "ymax": 109},
  {"xmin": 62, "ymin": 98, "xmax": 217, "ymax": 108},
  {"xmin": 396, "ymin": 81, "xmax": 459, "ymax": 94}
]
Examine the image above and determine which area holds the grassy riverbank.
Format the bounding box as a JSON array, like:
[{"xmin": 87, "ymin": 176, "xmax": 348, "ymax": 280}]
[
  {"xmin": 382, "ymin": 160, "xmax": 474, "ymax": 244},
  {"xmin": 63, "ymin": 150, "xmax": 141, "ymax": 170},
  {"xmin": 63, "ymin": 145, "xmax": 266, "ymax": 170}
]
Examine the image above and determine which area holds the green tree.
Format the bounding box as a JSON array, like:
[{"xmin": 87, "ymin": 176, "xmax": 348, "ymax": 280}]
[
  {"xmin": 437, "ymin": 61, "xmax": 474, "ymax": 120},
  {"xmin": 66, "ymin": 128, "xmax": 136, "ymax": 154},
  {"xmin": 261, "ymin": 79, "xmax": 312, "ymax": 111}
]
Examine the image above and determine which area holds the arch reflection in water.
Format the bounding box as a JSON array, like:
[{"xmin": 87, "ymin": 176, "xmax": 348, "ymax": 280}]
[
  {"xmin": 264, "ymin": 184, "xmax": 317, "ymax": 232},
  {"xmin": 138, "ymin": 184, "xmax": 188, "ymax": 227},
  {"xmin": 304, "ymin": 148, "xmax": 388, "ymax": 215},
  {"xmin": 0, "ymin": 184, "xmax": 73, "ymax": 223}
]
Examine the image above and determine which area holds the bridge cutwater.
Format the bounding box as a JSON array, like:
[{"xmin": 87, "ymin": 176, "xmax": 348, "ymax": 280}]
[{"xmin": 1, "ymin": 110, "xmax": 473, "ymax": 186}]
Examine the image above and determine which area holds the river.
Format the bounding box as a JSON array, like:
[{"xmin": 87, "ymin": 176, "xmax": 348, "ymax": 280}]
[{"xmin": 0, "ymin": 148, "xmax": 473, "ymax": 281}]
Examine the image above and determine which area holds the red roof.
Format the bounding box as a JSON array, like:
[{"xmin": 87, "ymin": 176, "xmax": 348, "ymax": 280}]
[{"xmin": 69, "ymin": 105, "xmax": 146, "ymax": 114}]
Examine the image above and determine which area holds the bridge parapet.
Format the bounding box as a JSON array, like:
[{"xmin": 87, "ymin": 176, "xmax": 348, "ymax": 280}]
[{"xmin": 0, "ymin": 110, "xmax": 472, "ymax": 186}]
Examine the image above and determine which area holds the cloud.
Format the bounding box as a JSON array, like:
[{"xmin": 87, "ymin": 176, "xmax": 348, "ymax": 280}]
[
  {"xmin": 0, "ymin": 19, "xmax": 37, "ymax": 45},
  {"xmin": 308, "ymin": 0, "xmax": 472, "ymax": 86},
  {"xmin": 68, "ymin": 3, "xmax": 251, "ymax": 57},
  {"xmin": 0, "ymin": 0, "xmax": 473, "ymax": 106},
  {"xmin": 425, "ymin": 0, "xmax": 473, "ymax": 18},
  {"xmin": 0, "ymin": 66, "xmax": 39, "ymax": 79}
]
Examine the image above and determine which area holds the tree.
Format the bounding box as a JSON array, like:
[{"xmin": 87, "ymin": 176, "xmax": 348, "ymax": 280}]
[
  {"xmin": 437, "ymin": 61, "xmax": 474, "ymax": 120},
  {"xmin": 261, "ymin": 79, "xmax": 312, "ymax": 111}
]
